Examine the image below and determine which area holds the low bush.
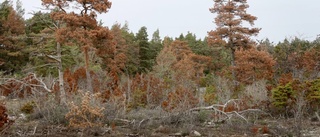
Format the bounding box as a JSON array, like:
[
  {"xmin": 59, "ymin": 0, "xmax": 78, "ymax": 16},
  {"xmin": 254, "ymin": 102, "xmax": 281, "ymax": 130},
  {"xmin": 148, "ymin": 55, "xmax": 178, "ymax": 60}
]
[
  {"xmin": 0, "ymin": 102, "xmax": 12, "ymax": 132},
  {"xmin": 65, "ymin": 92, "xmax": 105, "ymax": 128},
  {"xmin": 20, "ymin": 101, "xmax": 35, "ymax": 114},
  {"xmin": 29, "ymin": 95, "xmax": 68, "ymax": 125},
  {"xmin": 271, "ymin": 78, "xmax": 320, "ymax": 115}
]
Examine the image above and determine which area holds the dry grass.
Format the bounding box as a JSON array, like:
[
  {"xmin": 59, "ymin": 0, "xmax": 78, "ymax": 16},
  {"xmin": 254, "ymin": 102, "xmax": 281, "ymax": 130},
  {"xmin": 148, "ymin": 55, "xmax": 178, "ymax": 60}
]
[
  {"xmin": 212, "ymin": 76, "xmax": 233, "ymax": 103},
  {"xmin": 240, "ymin": 80, "xmax": 269, "ymax": 106}
]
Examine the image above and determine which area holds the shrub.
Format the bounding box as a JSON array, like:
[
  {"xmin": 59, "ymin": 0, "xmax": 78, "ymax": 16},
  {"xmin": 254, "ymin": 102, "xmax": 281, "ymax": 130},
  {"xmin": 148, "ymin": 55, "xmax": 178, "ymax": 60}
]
[
  {"xmin": 0, "ymin": 102, "xmax": 12, "ymax": 131},
  {"xmin": 307, "ymin": 78, "xmax": 320, "ymax": 100},
  {"xmin": 271, "ymin": 78, "xmax": 320, "ymax": 114},
  {"xmin": 65, "ymin": 92, "xmax": 105, "ymax": 128},
  {"xmin": 124, "ymin": 74, "xmax": 166, "ymax": 110},
  {"xmin": 305, "ymin": 78, "xmax": 320, "ymax": 111},
  {"xmin": 197, "ymin": 110, "xmax": 211, "ymax": 123},
  {"xmin": 20, "ymin": 101, "xmax": 35, "ymax": 114},
  {"xmin": 29, "ymin": 95, "xmax": 68, "ymax": 125},
  {"xmin": 203, "ymin": 85, "xmax": 216, "ymax": 105},
  {"xmin": 162, "ymin": 86, "xmax": 199, "ymax": 112},
  {"xmin": 127, "ymin": 88, "xmax": 147, "ymax": 110},
  {"xmin": 271, "ymin": 82, "xmax": 296, "ymax": 108}
]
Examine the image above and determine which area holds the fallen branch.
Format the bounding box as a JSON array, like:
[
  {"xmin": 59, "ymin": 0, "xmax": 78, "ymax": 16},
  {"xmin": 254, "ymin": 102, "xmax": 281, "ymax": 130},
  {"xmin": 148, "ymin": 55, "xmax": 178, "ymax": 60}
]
[
  {"xmin": 0, "ymin": 73, "xmax": 53, "ymax": 94},
  {"xmin": 114, "ymin": 118, "xmax": 136, "ymax": 127},
  {"xmin": 189, "ymin": 99, "xmax": 267, "ymax": 123},
  {"xmin": 229, "ymin": 111, "xmax": 248, "ymax": 123}
]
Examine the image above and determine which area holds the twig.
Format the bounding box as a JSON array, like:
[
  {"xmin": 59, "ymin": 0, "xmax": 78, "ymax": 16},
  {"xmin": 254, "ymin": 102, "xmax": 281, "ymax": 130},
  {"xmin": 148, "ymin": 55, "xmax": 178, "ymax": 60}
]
[
  {"xmin": 22, "ymin": 63, "xmax": 58, "ymax": 72},
  {"xmin": 138, "ymin": 119, "xmax": 148, "ymax": 128},
  {"xmin": 227, "ymin": 111, "xmax": 248, "ymax": 123},
  {"xmin": 32, "ymin": 73, "xmax": 52, "ymax": 92},
  {"xmin": 32, "ymin": 124, "xmax": 38, "ymax": 135},
  {"xmin": 114, "ymin": 118, "xmax": 132, "ymax": 123},
  {"xmin": 114, "ymin": 118, "xmax": 135, "ymax": 127},
  {"xmin": 45, "ymin": 55, "xmax": 60, "ymax": 62},
  {"xmin": 315, "ymin": 112, "xmax": 320, "ymax": 121}
]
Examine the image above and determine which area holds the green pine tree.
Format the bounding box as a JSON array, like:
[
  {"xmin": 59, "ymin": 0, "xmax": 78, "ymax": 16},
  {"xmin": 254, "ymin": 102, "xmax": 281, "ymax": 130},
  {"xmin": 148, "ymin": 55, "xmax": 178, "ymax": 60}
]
[{"xmin": 136, "ymin": 26, "xmax": 152, "ymax": 73}]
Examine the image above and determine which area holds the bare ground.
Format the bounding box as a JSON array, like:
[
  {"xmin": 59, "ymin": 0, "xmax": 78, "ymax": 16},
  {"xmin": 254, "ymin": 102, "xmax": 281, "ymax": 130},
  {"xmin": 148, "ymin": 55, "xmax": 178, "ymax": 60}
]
[{"xmin": 2, "ymin": 116, "xmax": 320, "ymax": 137}]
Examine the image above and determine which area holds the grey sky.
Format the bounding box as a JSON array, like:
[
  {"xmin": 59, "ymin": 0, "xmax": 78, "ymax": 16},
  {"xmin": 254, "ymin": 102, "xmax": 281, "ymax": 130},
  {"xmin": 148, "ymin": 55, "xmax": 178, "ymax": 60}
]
[{"xmin": 20, "ymin": 0, "xmax": 320, "ymax": 43}]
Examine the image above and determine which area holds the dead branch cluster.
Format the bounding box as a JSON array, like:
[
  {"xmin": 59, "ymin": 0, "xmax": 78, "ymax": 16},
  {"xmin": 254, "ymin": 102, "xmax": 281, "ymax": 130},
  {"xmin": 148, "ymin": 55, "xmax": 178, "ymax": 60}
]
[
  {"xmin": 0, "ymin": 73, "xmax": 54, "ymax": 98},
  {"xmin": 109, "ymin": 99, "xmax": 268, "ymax": 131},
  {"xmin": 189, "ymin": 99, "xmax": 267, "ymax": 123}
]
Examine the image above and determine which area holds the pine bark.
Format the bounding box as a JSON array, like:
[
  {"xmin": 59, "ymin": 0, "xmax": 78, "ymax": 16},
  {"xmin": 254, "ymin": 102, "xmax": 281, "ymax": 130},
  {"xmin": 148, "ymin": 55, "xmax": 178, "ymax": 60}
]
[
  {"xmin": 230, "ymin": 48, "xmax": 237, "ymax": 87},
  {"xmin": 57, "ymin": 42, "xmax": 66, "ymax": 104}
]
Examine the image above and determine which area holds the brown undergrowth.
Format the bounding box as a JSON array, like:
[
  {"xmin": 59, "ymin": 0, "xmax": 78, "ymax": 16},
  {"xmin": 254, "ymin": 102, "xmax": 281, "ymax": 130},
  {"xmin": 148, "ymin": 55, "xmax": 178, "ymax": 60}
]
[{"xmin": 65, "ymin": 91, "xmax": 105, "ymax": 129}]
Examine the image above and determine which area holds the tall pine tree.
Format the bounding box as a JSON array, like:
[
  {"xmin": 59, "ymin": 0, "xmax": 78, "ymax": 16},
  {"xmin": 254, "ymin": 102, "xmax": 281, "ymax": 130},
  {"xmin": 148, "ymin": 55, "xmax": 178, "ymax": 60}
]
[
  {"xmin": 208, "ymin": 0, "xmax": 260, "ymax": 86},
  {"xmin": 136, "ymin": 26, "xmax": 151, "ymax": 73}
]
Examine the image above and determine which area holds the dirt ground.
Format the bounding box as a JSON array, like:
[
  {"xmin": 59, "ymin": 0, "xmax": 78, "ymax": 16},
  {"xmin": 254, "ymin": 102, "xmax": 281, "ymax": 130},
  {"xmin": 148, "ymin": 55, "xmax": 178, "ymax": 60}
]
[{"xmin": 2, "ymin": 117, "xmax": 320, "ymax": 137}]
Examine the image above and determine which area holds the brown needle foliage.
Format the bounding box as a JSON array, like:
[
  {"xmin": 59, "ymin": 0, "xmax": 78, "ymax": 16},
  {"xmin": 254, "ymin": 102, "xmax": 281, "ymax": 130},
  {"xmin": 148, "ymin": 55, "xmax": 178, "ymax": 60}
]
[
  {"xmin": 301, "ymin": 48, "xmax": 320, "ymax": 78},
  {"xmin": 208, "ymin": 0, "xmax": 260, "ymax": 48},
  {"xmin": 234, "ymin": 48, "xmax": 275, "ymax": 85},
  {"xmin": 65, "ymin": 92, "xmax": 105, "ymax": 128},
  {"xmin": 153, "ymin": 40, "xmax": 210, "ymax": 111},
  {"xmin": 63, "ymin": 67, "xmax": 101, "ymax": 94},
  {"xmin": 166, "ymin": 40, "xmax": 211, "ymax": 82},
  {"xmin": 95, "ymin": 24, "xmax": 127, "ymax": 75},
  {"xmin": 0, "ymin": 102, "xmax": 12, "ymax": 131},
  {"xmin": 161, "ymin": 85, "xmax": 199, "ymax": 112}
]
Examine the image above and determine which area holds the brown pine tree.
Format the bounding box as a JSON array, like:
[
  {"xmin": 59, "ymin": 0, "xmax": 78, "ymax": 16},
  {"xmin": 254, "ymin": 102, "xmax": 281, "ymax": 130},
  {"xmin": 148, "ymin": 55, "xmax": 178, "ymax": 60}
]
[
  {"xmin": 95, "ymin": 24, "xmax": 127, "ymax": 75},
  {"xmin": 41, "ymin": 0, "xmax": 112, "ymax": 92},
  {"xmin": 234, "ymin": 48, "xmax": 275, "ymax": 84},
  {"xmin": 161, "ymin": 40, "xmax": 211, "ymax": 82},
  {"xmin": 208, "ymin": 0, "xmax": 260, "ymax": 86},
  {"xmin": 301, "ymin": 48, "xmax": 320, "ymax": 79}
]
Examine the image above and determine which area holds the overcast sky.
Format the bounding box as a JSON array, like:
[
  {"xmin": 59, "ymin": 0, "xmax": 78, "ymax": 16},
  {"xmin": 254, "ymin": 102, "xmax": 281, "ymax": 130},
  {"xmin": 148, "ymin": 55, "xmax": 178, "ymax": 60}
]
[{"xmin": 19, "ymin": 0, "xmax": 320, "ymax": 43}]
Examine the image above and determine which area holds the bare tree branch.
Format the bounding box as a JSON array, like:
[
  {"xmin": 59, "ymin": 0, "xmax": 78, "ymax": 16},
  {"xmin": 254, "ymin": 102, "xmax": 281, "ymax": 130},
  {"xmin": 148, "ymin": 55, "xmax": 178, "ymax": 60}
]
[
  {"xmin": 0, "ymin": 73, "xmax": 53, "ymax": 93},
  {"xmin": 189, "ymin": 99, "xmax": 267, "ymax": 123}
]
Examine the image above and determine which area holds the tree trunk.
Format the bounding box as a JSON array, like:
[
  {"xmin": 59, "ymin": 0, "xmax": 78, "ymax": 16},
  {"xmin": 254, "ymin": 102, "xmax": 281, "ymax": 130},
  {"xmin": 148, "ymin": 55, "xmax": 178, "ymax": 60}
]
[
  {"xmin": 84, "ymin": 47, "xmax": 93, "ymax": 92},
  {"xmin": 57, "ymin": 42, "xmax": 66, "ymax": 104},
  {"xmin": 230, "ymin": 48, "xmax": 237, "ymax": 89}
]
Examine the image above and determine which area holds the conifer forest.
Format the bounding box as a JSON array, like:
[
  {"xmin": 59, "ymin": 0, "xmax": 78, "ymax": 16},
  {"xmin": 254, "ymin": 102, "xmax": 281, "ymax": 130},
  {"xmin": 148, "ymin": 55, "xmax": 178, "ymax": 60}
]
[{"xmin": 0, "ymin": 0, "xmax": 320, "ymax": 136}]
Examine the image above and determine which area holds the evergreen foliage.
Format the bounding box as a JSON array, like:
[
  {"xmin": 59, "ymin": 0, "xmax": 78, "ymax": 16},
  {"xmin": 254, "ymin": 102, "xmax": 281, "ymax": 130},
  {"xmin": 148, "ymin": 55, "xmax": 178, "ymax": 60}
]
[
  {"xmin": 136, "ymin": 26, "xmax": 152, "ymax": 73},
  {"xmin": 0, "ymin": 0, "xmax": 28, "ymax": 74}
]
